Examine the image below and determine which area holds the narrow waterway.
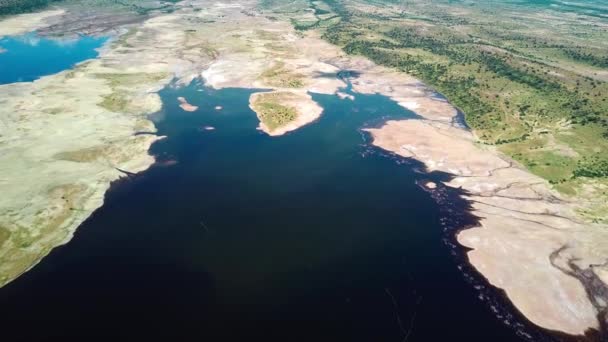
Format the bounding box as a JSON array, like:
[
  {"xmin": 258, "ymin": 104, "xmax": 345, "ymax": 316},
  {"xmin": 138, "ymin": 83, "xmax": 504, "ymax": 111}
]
[{"xmin": 0, "ymin": 80, "xmax": 549, "ymax": 341}]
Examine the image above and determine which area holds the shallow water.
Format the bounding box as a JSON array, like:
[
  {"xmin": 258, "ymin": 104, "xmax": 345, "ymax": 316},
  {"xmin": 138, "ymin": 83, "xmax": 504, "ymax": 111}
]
[
  {"xmin": 0, "ymin": 81, "xmax": 547, "ymax": 341},
  {"xmin": 0, "ymin": 32, "xmax": 107, "ymax": 84}
]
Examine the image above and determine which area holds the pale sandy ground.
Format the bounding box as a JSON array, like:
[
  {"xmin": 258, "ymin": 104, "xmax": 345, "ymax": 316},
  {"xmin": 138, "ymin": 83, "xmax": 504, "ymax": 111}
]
[
  {"xmin": 0, "ymin": 3, "xmax": 217, "ymax": 286},
  {"xmin": 366, "ymin": 119, "xmax": 608, "ymax": 336},
  {"xmin": 1, "ymin": 0, "xmax": 606, "ymax": 337},
  {"xmin": 177, "ymin": 96, "xmax": 198, "ymax": 112},
  {"xmin": 0, "ymin": 9, "xmax": 64, "ymax": 37},
  {"xmin": 292, "ymin": 29, "xmax": 608, "ymax": 337}
]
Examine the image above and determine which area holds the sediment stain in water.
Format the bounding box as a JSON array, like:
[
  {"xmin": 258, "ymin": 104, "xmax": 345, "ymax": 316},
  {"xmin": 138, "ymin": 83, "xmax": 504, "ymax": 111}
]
[
  {"xmin": 0, "ymin": 81, "xmax": 543, "ymax": 341},
  {"xmin": 0, "ymin": 32, "xmax": 107, "ymax": 84}
]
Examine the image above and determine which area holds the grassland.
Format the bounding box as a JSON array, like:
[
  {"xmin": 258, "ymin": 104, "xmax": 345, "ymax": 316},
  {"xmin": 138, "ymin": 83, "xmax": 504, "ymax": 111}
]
[
  {"xmin": 95, "ymin": 72, "xmax": 169, "ymax": 113},
  {"xmin": 259, "ymin": 61, "xmax": 305, "ymax": 88},
  {"xmin": 261, "ymin": 0, "xmax": 608, "ymax": 219}
]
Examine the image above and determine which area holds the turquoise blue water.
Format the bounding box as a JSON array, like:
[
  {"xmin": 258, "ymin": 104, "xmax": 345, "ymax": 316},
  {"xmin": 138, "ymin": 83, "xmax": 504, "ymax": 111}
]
[{"xmin": 0, "ymin": 32, "xmax": 107, "ymax": 84}]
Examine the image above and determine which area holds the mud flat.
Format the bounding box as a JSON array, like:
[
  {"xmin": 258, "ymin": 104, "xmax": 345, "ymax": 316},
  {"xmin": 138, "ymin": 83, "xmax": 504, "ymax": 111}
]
[
  {"xmin": 0, "ymin": 3, "xmax": 217, "ymax": 286},
  {"xmin": 365, "ymin": 117, "xmax": 608, "ymax": 336}
]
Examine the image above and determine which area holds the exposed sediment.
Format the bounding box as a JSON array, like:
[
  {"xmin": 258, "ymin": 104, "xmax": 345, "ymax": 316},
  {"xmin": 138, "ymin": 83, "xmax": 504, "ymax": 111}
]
[
  {"xmin": 365, "ymin": 118, "xmax": 608, "ymax": 336},
  {"xmin": 178, "ymin": 96, "xmax": 198, "ymax": 112},
  {"xmin": 1, "ymin": 1, "xmax": 606, "ymax": 338},
  {"xmin": 0, "ymin": 3, "xmax": 216, "ymax": 286},
  {"xmin": 0, "ymin": 9, "xmax": 64, "ymax": 37},
  {"xmin": 293, "ymin": 24, "xmax": 608, "ymax": 337},
  {"xmin": 0, "ymin": 0, "xmax": 348, "ymax": 287}
]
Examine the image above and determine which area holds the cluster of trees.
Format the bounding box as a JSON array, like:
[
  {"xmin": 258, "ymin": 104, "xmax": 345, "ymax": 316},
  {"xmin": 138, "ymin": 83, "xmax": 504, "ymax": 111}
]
[
  {"xmin": 338, "ymin": 36, "xmax": 499, "ymax": 133},
  {"xmin": 0, "ymin": 0, "xmax": 60, "ymax": 15},
  {"xmin": 574, "ymin": 158, "xmax": 608, "ymax": 178},
  {"xmin": 478, "ymin": 53, "xmax": 561, "ymax": 92},
  {"xmin": 322, "ymin": 0, "xmax": 608, "ymax": 184},
  {"xmin": 562, "ymin": 48, "xmax": 608, "ymax": 68}
]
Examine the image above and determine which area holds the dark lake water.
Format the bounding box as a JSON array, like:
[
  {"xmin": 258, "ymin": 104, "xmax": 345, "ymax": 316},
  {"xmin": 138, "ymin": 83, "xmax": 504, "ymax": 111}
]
[
  {"xmin": 0, "ymin": 80, "xmax": 551, "ymax": 341},
  {"xmin": 0, "ymin": 32, "xmax": 107, "ymax": 84}
]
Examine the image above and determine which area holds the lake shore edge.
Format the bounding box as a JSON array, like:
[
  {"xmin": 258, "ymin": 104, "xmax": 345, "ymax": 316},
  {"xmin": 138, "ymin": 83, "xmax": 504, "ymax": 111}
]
[{"xmin": 1, "ymin": 3, "xmax": 606, "ymax": 340}]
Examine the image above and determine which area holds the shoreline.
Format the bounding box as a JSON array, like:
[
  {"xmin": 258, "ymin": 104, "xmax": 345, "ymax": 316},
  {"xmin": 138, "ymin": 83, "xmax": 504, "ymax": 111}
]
[
  {"xmin": 248, "ymin": 90, "xmax": 324, "ymax": 137},
  {"xmin": 364, "ymin": 117, "xmax": 608, "ymax": 338},
  {"xmin": 362, "ymin": 130, "xmax": 599, "ymax": 341},
  {"xmin": 1, "ymin": 2, "xmax": 606, "ymax": 338}
]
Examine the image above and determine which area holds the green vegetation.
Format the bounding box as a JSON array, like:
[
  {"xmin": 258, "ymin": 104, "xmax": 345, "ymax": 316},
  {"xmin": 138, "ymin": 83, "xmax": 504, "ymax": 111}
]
[
  {"xmin": 10, "ymin": 229, "xmax": 34, "ymax": 248},
  {"xmin": 54, "ymin": 145, "xmax": 108, "ymax": 163},
  {"xmin": 259, "ymin": 61, "xmax": 305, "ymax": 88},
  {"xmin": 94, "ymin": 72, "xmax": 168, "ymax": 88},
  {"xmin": 0, "ymin": 0, "xmax": 61, "ymax": 15},
  {"xmin": 267, "ymin": 0, "xmax": 608, "ymax": 197},
  {"xmin": 251, "ymin": 92, "xmax": 298, "ymax": 131},
  {"xmin": 99, "ymin": 92, "xmax": 129, "ymax": 113},
  {"xmin": 94, "ymin": 72, "xmax": 168, "ymax": 113},
  {"xmin": 0, "ymin": 0, "xmax": 182, "ymax": 16},
  {"xmin": 0, "ymin": 226, "xmax": 10, "ymax": 248}
]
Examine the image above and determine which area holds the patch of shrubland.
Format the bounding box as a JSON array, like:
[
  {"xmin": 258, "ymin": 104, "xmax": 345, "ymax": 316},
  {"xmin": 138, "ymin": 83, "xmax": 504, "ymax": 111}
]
[
  {"xmin": 316, "ymin": 0, "xmax": 608, "ymax": 196},
  {"xmin": 94, "ymin": 72, "xmax": 168, "ymax": 113},
  {"xmin": 0, "ymin": 183, "xmax": 87, "ymax": 285},
  {"xmin": 251, "ymin": 92, "xmax": 298, "ymax": 131},
  {"xmin": 259, "ymin": 61, "xmax": 305, "ymax": 88}
]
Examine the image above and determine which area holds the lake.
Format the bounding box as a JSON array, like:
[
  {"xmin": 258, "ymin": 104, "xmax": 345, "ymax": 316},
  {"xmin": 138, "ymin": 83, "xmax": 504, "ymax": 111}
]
[
  {"xmin": 0, "ymin": 32, "xmax": 107, "ymax": 84},
  {"xmin": 0, "ymin": 79, "xmax": 553, "ymax": 341}
]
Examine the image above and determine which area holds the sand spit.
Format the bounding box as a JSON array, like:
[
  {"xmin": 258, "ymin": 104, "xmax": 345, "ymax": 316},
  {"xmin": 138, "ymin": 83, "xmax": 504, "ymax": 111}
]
[{"xmin": 178, "ymin": 96, "xmax": 198, "ymax": 112}]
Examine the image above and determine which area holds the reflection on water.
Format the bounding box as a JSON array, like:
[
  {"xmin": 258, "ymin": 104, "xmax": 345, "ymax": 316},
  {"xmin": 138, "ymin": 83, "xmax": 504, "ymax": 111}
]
[{"xmin": 0, "ymin": 32, "xmax": 107, "ymax": 84}]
